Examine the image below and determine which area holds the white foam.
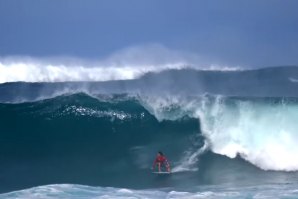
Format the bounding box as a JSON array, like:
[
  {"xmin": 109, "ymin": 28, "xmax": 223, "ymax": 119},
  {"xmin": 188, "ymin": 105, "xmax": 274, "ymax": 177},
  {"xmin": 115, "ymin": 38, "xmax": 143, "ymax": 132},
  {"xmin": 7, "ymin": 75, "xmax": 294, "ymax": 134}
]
[
  {"xmin": 141, "ymin": 95, "xmax": 298, "ymax": 171},
  {"xmin": 1, "ymin": 183, "xmax": 298, "ymax": 199},
  {"xmin": 0, "ymin": 60, "xmax": 241, "ymax": 83},
  {"xmin": 0, "ymin": 61, "xmax": 186, "ymax": 83},
  {"xmin": 197, "ymin": 97, "xmax": 298, "ymax": 171}
]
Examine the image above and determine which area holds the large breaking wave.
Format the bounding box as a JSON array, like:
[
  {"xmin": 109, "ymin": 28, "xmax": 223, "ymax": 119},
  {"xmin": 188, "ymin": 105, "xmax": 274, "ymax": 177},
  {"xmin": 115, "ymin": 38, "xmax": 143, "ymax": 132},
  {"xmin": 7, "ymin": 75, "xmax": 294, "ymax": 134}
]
[
  {"xmin": 1, "ymin": 65, "xmax": 298, "ymax": 194},
  {"xmin": 142, "ymin": 95, "xmax": 298, "ymax": 171},
  {"xmin": 1, "ymin": 92, "xmax": 298, "ymax": 192}
]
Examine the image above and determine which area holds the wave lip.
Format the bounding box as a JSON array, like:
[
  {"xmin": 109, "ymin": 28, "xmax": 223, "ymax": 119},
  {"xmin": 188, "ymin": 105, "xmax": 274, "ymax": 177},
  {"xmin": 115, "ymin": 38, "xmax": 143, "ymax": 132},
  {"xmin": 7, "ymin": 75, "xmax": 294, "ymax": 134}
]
[
  {"xmin": 141, "ymin": 95, "xmax": 298, "ymax": 171},
  {"xmin": 2, "ymin": 66, "xmax": 298, "ymax": 104}
]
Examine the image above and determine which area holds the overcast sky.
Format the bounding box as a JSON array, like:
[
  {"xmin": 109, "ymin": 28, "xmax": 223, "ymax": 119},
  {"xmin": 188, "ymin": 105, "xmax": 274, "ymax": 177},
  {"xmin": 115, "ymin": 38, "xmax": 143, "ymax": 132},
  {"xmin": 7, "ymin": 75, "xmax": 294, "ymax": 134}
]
[{"xmin": 0, "ymin": 0, "xmax": 298, "ymax": 67}]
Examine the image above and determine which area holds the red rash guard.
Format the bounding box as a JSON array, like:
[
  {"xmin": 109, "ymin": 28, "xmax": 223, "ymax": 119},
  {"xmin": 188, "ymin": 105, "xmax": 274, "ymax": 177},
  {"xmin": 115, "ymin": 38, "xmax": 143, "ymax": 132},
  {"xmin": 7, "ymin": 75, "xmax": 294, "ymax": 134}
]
[{"xmin": 153, "ymin": 155, "xmax": 168, "ymax": 167}]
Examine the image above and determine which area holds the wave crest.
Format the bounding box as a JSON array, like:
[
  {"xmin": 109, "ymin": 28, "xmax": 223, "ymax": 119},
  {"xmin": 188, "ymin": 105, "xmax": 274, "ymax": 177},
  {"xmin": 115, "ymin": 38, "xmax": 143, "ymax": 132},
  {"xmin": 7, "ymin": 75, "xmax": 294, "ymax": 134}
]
[{"xmin": 142, "ymin": 95, "xmax": 298, "ymax": 171}]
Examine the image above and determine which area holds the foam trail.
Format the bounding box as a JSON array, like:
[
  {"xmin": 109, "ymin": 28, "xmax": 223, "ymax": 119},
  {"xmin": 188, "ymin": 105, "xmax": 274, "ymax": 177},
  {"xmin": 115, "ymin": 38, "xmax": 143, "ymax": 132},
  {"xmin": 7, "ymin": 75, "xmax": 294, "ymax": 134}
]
[{"xmin": 172, "ymin": 142, "xmax": 208, "ymax": 173}]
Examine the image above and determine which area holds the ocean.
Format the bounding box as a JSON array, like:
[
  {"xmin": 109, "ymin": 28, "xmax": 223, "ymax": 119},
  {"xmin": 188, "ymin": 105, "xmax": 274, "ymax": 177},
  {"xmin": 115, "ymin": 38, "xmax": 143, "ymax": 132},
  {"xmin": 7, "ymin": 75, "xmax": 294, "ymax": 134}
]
[{"xmin": 1, "ymin": 66, "xmax": 298, "ymax": 198}]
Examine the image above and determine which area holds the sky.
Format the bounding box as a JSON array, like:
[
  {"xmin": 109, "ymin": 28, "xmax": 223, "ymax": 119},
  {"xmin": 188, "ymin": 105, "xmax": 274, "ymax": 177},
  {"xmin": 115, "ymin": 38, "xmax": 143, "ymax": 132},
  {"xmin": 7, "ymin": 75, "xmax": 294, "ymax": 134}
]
[{"xmin": 0, "ymin": 0, "xmax": 298, "ymax": 68}]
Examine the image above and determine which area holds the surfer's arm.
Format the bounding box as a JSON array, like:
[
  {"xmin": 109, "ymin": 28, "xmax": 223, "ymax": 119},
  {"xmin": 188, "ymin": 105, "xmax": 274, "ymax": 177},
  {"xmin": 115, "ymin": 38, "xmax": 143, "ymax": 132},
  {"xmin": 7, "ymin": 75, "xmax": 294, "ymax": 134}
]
[{"xmin": 152, "ymin": 159, "xmax": 157, "ymax": 169}]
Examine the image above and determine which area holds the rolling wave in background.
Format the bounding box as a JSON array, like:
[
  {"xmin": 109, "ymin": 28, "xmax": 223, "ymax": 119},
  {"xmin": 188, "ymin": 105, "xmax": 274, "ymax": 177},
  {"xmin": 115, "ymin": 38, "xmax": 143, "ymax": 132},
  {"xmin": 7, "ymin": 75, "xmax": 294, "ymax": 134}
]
[
  {"xmin": 1, "ymin": 64, "xmax": 298, "ymax": 198},
  {"xmin": 0, "ymin": 60, "xmax": 187, "ymax": 83},
  {"xmin": 0, "ymin": 45, "xmax": 230, "ymax": 83}
]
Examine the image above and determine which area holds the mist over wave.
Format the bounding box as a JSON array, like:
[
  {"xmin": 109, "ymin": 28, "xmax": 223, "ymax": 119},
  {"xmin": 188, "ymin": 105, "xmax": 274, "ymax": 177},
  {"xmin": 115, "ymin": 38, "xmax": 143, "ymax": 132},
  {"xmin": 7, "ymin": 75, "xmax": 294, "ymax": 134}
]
[
  {"xmin": 0, "ymin": 44, "xmax": 237, "ymax": 83},
  {"xmin": 1, "ymin": 66, "xmax": 298, "ymax": 103}
]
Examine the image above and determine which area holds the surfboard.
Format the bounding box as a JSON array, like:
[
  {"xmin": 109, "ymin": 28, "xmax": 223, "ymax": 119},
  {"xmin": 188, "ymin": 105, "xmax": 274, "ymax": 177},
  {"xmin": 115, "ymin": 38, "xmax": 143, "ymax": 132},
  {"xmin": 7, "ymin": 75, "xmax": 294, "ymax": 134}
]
[{"xmin": 152, "ymin": 171, "xmax": 171, "ymax": 175}]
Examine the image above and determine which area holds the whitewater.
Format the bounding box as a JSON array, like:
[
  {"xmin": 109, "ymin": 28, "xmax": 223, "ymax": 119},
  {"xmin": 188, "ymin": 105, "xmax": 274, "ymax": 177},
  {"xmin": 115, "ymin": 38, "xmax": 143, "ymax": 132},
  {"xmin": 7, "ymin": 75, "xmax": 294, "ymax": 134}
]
[{"xmin": 1, "ymin": 63, "xmax": 298, "ymax": 198}]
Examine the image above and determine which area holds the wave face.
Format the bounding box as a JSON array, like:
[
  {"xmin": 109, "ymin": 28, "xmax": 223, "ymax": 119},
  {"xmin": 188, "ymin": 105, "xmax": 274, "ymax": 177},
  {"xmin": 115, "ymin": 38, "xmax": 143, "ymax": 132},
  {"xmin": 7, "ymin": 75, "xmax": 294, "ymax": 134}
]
[
  {"xmin": 0, "ymin": 94, "xmax": 202, "ymax": 193},
  {"xmin": 1, "ymin": 93, "xmax": 298, "ymax": 193},
  {"xmin": 1, "ymin": 66, "xmax": 298, "ymax": 195}
]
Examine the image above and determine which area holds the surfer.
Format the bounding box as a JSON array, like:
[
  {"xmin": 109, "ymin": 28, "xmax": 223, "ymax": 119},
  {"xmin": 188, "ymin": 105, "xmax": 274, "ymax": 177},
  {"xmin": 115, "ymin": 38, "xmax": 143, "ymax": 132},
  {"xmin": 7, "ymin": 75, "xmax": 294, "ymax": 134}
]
[{"xmin": 152, "ymin": 151, "xmax": 171, "ymax": 172}]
